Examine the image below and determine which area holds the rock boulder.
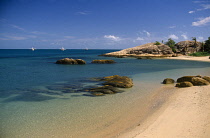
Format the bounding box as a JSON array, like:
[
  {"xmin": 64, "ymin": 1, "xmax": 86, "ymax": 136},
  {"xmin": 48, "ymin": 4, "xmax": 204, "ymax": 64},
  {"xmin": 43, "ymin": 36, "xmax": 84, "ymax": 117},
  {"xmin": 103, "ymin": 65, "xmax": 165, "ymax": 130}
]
[
  {"xmin": 176, "ymin": 82, "xmax": 193, "ymax": 87},
  {"xmin": 56, "ymin": 58, "xmax": 86, "ymax": 65},
  {"xmin": 163, "ymin": 78, "xmax": 175, "ymax": 84}
]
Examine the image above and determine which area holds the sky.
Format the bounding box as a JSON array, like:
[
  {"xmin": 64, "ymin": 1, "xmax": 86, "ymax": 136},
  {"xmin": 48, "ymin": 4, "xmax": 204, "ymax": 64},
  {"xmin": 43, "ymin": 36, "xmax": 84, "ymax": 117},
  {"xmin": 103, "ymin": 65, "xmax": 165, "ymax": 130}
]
[{"xmin": 0, "ymin": 0, "xmax": 210, "ymax": 49}]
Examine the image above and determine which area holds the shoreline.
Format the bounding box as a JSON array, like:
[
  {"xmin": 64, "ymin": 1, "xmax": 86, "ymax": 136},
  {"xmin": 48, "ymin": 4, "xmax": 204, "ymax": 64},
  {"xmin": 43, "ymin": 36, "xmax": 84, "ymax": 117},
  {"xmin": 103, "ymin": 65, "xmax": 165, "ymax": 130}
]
[
  {"xmin": 119, "ymin": 85, "xmax": 210, "ymax": 138},
  {"xmin": 167, "ymin": 56, "xmax": 210, "ymax": 62},
  {"xmin": 116, "ymin": 56, "xmax": 210, "ymax": 138}
]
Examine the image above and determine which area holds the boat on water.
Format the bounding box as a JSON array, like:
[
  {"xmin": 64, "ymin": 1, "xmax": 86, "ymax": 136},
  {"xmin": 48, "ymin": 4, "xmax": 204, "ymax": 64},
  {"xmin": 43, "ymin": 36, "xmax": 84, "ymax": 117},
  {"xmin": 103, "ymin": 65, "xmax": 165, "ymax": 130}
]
[
  {"xmin": 85, "ymin": 47, "xmax": 88, "ymax": 50},
  {"xmin": 31, "ymin": 47, "xmax": 35, "ymax": 51},
  {"xmin": 60, "ymin": 47, "xmax": 65, "ymax": 51}
]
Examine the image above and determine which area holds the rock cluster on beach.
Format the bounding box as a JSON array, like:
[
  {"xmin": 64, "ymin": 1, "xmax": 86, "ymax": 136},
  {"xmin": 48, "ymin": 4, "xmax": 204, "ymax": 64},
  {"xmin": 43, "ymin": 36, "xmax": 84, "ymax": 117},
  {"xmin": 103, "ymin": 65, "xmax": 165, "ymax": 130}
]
[
  {"xmin": 87, "ymin": 75, "xmax": 133, "ymax": 96},
  {"xmin": 163, "ymin": 75, "xmax": 210, "ymax": 88},
  {"xmin": 56, "ymin": 58, "xmax": 86, "ymax": 64}
]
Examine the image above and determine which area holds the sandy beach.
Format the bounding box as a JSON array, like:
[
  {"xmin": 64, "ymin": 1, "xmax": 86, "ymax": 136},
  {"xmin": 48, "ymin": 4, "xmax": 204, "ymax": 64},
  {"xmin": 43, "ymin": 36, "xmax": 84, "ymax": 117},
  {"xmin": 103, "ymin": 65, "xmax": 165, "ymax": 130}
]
[
  {"xmin": 120, "ymin": 85, "xmax": 210, "ymax": 138},
  {"xmin": 167, "ymin": 56, "xmax": 210, "ymax": 62}
]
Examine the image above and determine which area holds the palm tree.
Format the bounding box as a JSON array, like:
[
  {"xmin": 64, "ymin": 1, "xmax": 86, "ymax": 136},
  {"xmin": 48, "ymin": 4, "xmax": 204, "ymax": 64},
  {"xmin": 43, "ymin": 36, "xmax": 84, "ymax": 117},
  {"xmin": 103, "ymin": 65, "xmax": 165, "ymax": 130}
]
[{"xmin": 192, "ymin": 37, "xmax": 197, "ymax": 52}]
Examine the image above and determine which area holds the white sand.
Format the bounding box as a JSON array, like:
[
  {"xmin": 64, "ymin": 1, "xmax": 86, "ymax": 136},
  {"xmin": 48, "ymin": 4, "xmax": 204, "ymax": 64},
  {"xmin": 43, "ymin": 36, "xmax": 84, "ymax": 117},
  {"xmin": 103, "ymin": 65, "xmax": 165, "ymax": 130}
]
[
  {"xmin": 120, "ymin": 85, "xmax": 210, "ymax": 138},
  {"xmin": 167, "ymin": 56, "xmax": 210, "ymax": 62}
]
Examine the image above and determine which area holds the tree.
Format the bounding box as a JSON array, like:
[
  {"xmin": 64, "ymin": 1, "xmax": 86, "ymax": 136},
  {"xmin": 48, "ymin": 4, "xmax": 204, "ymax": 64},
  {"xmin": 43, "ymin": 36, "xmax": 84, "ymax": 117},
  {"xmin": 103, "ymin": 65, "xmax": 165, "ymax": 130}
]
[
  {"xmin": 192, "ymin": 37, "xmax": 197, "ymax": 52},
  {"xmin": 204, "ymin": 37, "xmax": 210, "ymax": 52},
  {"xmin": 154, "ymin": 41, "xmax": 161, "ymax": 45},
  {"xmin": 165, "ymin": 38, "xmax": 176, "ymax": 52}
]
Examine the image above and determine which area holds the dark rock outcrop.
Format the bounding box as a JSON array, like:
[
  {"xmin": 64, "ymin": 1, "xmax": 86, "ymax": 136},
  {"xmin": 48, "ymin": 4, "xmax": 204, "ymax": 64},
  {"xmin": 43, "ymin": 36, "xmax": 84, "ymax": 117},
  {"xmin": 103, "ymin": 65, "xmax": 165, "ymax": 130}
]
[
  {"xmin": 176, "ymin": 82, "xmax": 193, "ymax": 87},
  {"xmin": 56, "ymin": 58, "xmax": 86, "ymax": 64},
  {"xmin": 163, "ymin": 78, "xmax": 175, "ymax": 84},
  {"xmin": 175, "ymin": 41, "xmax": 202, "ymax": 55},
  {"xmin": 91, "ymin": 60, "xmax": 116, "ymax": 64}
]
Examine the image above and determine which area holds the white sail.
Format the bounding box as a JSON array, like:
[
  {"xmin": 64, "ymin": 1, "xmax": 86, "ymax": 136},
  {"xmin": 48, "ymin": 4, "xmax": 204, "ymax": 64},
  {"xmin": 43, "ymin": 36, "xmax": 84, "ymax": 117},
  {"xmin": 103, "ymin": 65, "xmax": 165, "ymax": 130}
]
[{"xmin": 61, "ymin": 47, "xmax": 65, "ymax": 51}]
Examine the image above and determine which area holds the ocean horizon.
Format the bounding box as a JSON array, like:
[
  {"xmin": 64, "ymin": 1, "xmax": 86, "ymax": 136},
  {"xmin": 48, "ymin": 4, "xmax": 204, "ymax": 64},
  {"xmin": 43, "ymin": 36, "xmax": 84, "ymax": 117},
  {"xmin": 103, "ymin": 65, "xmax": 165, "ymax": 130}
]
[{"xmin": 1, "ymin": 49, "xmax": 210, "ymax": 138}]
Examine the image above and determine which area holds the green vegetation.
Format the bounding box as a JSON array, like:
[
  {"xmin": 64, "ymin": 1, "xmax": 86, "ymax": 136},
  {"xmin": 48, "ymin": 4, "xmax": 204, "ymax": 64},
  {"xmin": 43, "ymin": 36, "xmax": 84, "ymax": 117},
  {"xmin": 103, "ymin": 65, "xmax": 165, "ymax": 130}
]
[
  {"xmin": 154, "ymin": 41, "xmax": 161, "ymax": 45},
  {"xmin": 189, "ymin": 52, "xmax": 210, "ymax": 57},
  {"xmin": 165, "ymin": 38, "xmax": 176, "ymax": 52},
  {"xmin": 204, "ymin": 37, "xmax": 210, "ymax": 52}
]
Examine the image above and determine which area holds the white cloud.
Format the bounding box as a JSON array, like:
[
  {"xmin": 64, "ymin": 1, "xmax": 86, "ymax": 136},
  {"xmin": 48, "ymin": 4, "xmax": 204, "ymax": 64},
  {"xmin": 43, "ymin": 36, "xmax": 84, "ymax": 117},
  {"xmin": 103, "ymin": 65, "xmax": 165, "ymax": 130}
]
[
  {"xmin": 143, "ymin": 30, "xmax": 151, "ymax": 37},
  {"xmin": 64, "ymin": 36, "xmax": 74, "ymax": 39},
  {"xmin": 192, "ymin": 16, "xmax": 210, "ymax": 26},
  {"xmin": 10, "ymin": 24, "xmax": 25, "ymax": 31},
  {"xmin": 0, "ymin": 36, "xmax": 27, "ymax": 40},
  {"xmin": 193, "ymin": 1, "xmax": 207, "ymax": 4},
  {"xmin": 201, "ymin": 4, "xmax": 210, "ymax": 9},
  {"xmin": 169, "ymin": 25, "xmax": 176, "ymax": 28},
  {"xmin": 198, "ymin": 36, "xmax": 204, "ymax": 41},
  {"xmin": 104, "ymin": 35, "xmax": 121, "ymax": 41},
  {"xmin": 181, "ymin": 34, "xmax": 188, "ymax": 40},
  {"xmin": 31, "ymin": 31, "xmax": 47, "ymax": 35},
  {"xmin": 136, "ymin": 37, "xmax": 144, "ymax": 41},
  {"xmin": 76, "ymin": 11, "xmax": 91, "ymax": 15},
  {"xmin": 188, "ymin": 11, "xmax": 195, "ymax": 14},
  {"xmin": 168, "ymin": 34, "xmax": 179, "ymax": 40}
]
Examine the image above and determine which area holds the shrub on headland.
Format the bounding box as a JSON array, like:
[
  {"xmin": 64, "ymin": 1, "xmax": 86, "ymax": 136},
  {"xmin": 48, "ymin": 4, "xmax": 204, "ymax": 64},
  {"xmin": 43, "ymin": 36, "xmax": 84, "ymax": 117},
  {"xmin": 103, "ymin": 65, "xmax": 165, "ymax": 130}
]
[{"xmin": 154, "ymin": 41, "xmax": 161, "ymax": 45}]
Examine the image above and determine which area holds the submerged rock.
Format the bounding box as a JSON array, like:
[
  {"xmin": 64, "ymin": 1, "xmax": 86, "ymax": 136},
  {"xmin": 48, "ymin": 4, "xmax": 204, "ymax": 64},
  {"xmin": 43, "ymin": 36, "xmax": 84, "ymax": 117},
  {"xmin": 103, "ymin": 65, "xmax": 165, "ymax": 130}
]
[
  {"xmin": 86, "ymin": 75, "xmax": 133, "ymax": 96},
  {"xmin": 89, "ymin": 85, "xmax": 120, "ymax": 94},
  {"xmin": 163, "ymin": 78, "xmax": 175, "ymax": 84},
  {"xmin": 91, "ymin": 60, "xmax": 116, "ymax": 64},
  {"xmin": 56, "ymin": 58, "xmax": 86, "ymax": 64},
  {"xmin": 102, "ymin": 75, "xmax": 133, "ymax": 88}
]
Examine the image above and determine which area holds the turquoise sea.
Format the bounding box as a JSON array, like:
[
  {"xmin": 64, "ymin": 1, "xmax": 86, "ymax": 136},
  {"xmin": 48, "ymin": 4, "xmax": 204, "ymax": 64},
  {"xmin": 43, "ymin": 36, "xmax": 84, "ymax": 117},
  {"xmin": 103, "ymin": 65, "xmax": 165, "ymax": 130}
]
[{"xmin": 0, "ymin": 49, "xmax": 210, "ymax": 138}]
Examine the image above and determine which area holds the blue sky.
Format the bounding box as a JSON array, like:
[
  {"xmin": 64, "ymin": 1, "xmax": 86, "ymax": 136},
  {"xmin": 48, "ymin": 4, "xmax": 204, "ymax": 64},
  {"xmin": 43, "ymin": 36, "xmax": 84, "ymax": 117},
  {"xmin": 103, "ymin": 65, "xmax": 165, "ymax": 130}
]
[{"xmin": 0, "ymin": 0, "xmax": 210, "ymax": 49}]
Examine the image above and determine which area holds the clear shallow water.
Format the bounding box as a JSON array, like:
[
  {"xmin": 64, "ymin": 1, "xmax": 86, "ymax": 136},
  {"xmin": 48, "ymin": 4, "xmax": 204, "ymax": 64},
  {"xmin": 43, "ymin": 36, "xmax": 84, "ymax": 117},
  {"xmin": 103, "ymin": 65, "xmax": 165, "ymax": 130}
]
[{"xmin": 0, "ymin": 49, "xmax": 210, "ymax": 138}]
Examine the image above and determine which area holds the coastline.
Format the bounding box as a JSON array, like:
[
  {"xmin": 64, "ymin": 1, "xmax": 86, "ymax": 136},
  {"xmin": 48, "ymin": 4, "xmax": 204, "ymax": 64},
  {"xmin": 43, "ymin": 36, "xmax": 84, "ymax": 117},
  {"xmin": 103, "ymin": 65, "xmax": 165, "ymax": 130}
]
[
  {"xmin": 167, "ymin": 56, "xmax": 210, "ymax": 62},
  {"xmin": 117, "ymin": 56, "xmax": 210, "ymax": 138}
]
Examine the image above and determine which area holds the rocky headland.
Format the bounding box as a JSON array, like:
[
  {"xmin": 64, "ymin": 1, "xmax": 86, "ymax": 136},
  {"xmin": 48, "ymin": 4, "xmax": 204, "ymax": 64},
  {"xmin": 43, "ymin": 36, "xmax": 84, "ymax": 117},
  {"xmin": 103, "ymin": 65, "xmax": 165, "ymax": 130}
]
[
  {"xmin": 102, "ymin": 41, "xmax": 204, "ymax": 58},
  {"xmin": 102, "ymin": 43, "xmax": 174, "ymax": 58}
]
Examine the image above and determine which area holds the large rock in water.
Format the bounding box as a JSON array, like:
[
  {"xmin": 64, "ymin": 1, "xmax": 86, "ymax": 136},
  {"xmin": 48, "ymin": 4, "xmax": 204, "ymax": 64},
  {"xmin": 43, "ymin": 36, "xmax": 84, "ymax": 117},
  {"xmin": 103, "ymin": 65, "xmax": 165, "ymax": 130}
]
[
  {"xmin": 56, "ymin": 58, "xmax": 86, "ymax": 64},
  {"xmin": 175, "ymin": 40, "xmax": 202, "ymax": 55},
  {"xmin": 102, "ymin": 43, "xmax": 174, "ymax": 57},
  {"xmin": 101, "ymin": 75, "xmax": 133, "ymax": 88}
]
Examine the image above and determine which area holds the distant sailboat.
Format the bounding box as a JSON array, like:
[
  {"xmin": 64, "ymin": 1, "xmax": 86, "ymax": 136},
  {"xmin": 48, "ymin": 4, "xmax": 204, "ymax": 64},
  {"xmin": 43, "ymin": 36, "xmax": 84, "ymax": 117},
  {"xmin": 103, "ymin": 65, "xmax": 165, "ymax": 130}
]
[
  {"xmin": 31, "ymin": 47, "xmax": 35, "ymax": 51},
  {"xmin": 85, "ymin": 47, "xmax": 88, "ymax": 51},
  {"xmin": 60, "ymin": 47, "xmax": 65, "ymax": 51}
]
